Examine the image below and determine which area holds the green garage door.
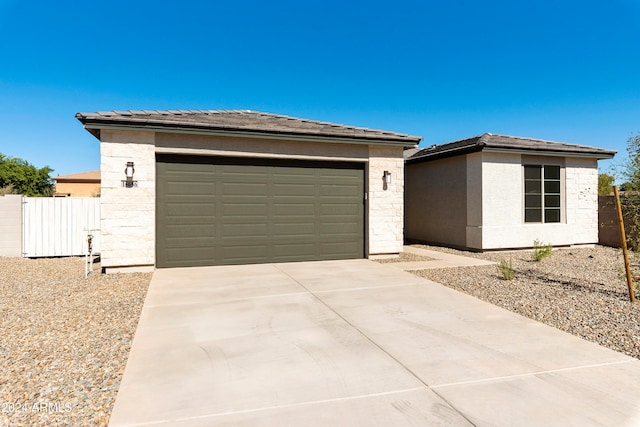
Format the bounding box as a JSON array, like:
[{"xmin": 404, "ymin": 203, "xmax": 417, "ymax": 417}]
[{"xmin": 156, "ymin": 154, "xmax": 365, "ymax": 268}]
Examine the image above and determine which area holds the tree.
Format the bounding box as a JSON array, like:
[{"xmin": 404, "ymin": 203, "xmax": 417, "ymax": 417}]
[
  {"xmin": 624, "ymin": 132, "xmax": 640, "ymax": 191},
  {"xmin": 0, "ymin": 153, "xmax": 54, "ymax": 196},
  {"xmin": 598, "ymin": 173, "xmax": 615, "ymax": 195}
]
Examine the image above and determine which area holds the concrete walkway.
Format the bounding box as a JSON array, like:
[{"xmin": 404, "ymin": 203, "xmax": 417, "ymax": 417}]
[
  {"xmin": 387, "ymin": 245, "xmax": 496, "ymax": 270},
  {"xmin": 110, "ymin": 259, "xmax": 640, "ymax": 426}
]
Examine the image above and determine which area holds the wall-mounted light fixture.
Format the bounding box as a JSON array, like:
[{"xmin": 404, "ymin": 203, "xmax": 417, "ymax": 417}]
[
  {"xmin": 382, "ymin": 170, "xmax": 391, "ymax": 191},
  {"xmin": 122, "ymin": 161, "xmax": 138, "ymax": 188}
]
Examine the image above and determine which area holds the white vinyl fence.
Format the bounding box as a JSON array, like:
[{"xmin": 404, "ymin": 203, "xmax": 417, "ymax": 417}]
[{"xmin": 22, "ymin": 197, "xmax": 100, "ymax": 257}]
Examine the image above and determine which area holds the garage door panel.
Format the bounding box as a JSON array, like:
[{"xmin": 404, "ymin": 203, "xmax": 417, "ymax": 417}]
[
  {"xmin": 166, "ymin": 248, "xmax": 217, "ymax": 266},
  {"xmin": 273, "ymin": 203, "xmax": 315, "ymax": 216},
  {"xmin": 220, "ymin": 245, "xmax": 269, "ymax": 263},
  {"xmin": 320, "ymin": 184, "xmax": 361, "ymax": 196},
  {"xmin": 220, "ymin": 165, "xmax": 268, "ymax": 177},
  {"xmin": 320, "ymin": 203, "xmax": 360, "ymax": 215},
  {"xmin": 319, "ymin": 242, "xmax": 361, "ymax": 257},
  {"xmin": 272, "ymin": 222, "xmax": 315, "ymax": 236},
  {"xmin": 222, "ymin": 182, "xmax": 268, "ymax": 196},
  {"xmin": 165, "ymin": 202, "xmax": 215, "ymax": 215},
  {"xmin": 164, "ymin": 224, "xmax": 215, "ymax": 238},
  {"xmin": 166, "ymin": 181, "xmax": 215, "ymax": 194},
  {"xmin": 273, "ymin": 183, "xmax": 316, "ymax": 196},
  {"xmin": 157, "ymin": 155, "xmax": 364, "ymax": 267},
  {"xmin": 272, "ymin": 245, "xmax": 318, "ymax": 261},
  {"xmin": 222, "ymin": 223, "xmax": 268, "ymax": 237},
  {"xmin": 222, "ymin": 202, "xmax": 269, "ymax": 216}
]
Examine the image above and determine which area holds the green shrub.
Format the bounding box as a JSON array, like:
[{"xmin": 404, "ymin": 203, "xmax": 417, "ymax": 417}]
[
  {"xmin": 497, "ymin": 257, "xmax": 515, "ymax": 280},
  {"xmin": 532, "ymin": 239, "xmax": 552, "ymax": 261}
]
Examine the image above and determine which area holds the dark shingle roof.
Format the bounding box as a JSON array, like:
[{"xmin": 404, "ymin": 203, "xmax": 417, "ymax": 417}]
[
  {"xmin": 76, "ymin": 110, "xmax": 422, "ymax": 146},
  {"xmin": 406, "ymin": 133, "xmax": 616, "ymax": 163}
]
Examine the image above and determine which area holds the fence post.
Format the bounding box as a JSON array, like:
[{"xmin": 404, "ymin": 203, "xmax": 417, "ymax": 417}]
[{"xmin": 613, "ymin": 185, "xmax": 635, "ymax": 302}]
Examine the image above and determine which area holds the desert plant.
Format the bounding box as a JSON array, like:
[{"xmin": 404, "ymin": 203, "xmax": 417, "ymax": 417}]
[
  {"xmin": 497, "ymin": 257, "xmax": 515, "ymax": 280},
  {"xmin": 532, "ymin": 239, "xmax": 552, "ymax": 261}
]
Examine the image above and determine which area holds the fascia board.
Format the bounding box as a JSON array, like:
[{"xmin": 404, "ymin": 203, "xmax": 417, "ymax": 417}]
[
  {"xmin": 83, "ymin": 123, "xmax": 420, "ymax": 148},
  {"xmin": 482, "ymin": 147, "xmax": 616, "ymax": 159}
]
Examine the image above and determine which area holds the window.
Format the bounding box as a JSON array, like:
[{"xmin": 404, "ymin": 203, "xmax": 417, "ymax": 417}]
[{"xmin": 524, "ymin": 165, "xmax": 561, "ymax": 223}]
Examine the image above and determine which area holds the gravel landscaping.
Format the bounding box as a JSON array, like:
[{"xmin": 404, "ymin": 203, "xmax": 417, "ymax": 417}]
[
  {"xmin": 410, "ymin": 244, "xmax": 640, "ymax": 360},
  {"xmin": 0, "ymin": 256, "xmax": 151, "ymax": 427}
]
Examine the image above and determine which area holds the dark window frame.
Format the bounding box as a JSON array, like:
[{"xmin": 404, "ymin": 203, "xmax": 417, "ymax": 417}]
[{"xmin": 524, "ymin": 164, "xmax": 562, "ymax": 223}]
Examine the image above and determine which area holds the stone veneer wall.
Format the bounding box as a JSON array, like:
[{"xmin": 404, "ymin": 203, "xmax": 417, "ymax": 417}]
[
  {"xmin": 367, "ymin": 145, "xmax": 405, "ymax": 254},
  {"xmin": 480, "ymin": 153, "xmax": 599, "ymax": 249},
  {"xmin": 564, "ymin": 157, "xmax": 599, "ymax": 244},
  {"xmin": 100, "ymin": 130, "xmax": 156, "ymax": 271}
]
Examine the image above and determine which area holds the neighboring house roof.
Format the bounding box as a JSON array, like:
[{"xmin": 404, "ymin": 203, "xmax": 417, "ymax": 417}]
[
  {"xmin": 76, "ymin": 110, "xmax": 422, "ymax": 147},
  {"xmin": 54, "ymin": 170, "xmax": 101, "ymax": 183},
  {"xmin": 406, "ymin": 133, "xmax": 616, "ymax": 163}
]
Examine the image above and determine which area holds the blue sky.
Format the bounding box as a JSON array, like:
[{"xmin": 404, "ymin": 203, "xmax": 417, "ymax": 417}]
[{"xmin": 0, "ymin": 0, "xmax": 638, "ymax": 177}]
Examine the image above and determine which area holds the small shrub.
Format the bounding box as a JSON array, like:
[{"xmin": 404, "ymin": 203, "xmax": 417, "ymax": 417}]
[
  {"xmin": 497, "ymin": 257, "xmax": 515, "ymax": 280},
  {"xmin": 532, "ymin": 239, "xmax": 552, "ymax": 262}
]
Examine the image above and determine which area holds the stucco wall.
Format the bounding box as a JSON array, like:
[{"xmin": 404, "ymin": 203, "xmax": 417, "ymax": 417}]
[
  {"xmin": 465, "ymin": 152, "xmax": 483, "ymax": 249},
  {"xmin": 368, "ymin": 145, "xmax": 405, "ymax": 254},
  {"xmin": 405, "ymin": 156, "xmax": 467, "ymax": 247},
  {"xmin": 55, "ymin": 182, "xmax": 101, "ymax": 197},
  {"xmin": 0, "ymin": 195, "xmax": 22, "ymax": 257},
  {"xmin": 100, "ymin": 130, "xmax": 406, "ymax": 269},
  {"xmin": 155, "ymin": 133, "xmax": 370, "ymax": 161}
]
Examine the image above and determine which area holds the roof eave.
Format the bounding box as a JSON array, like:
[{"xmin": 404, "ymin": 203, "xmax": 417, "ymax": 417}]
[
  {"xmin": 405, "ymin": 144, "xmax": 482, "ymax": 164},
  {"xmin": 80, "ymin": 121, "xmax": 421, "ymax": 148},
  {"xmin": 482, "ymin": 146, "xmax": 616, "ymax": 160},
  {"xmin": 407, "ymin": 145, "xmax": 615, "ymax": 164}
]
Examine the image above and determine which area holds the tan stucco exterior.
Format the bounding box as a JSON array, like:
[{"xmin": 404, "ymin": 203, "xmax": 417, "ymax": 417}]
[
  {"xmin": 54, "ymin": 171, "xmax": 101, "ymax": 197},
  {"xmin": 405, "ymin": 155, "xmax": 468, "ymax": 248},
  {"xmin": 100, "ymin": 129, "xmax": 408, "ymax": 271}
]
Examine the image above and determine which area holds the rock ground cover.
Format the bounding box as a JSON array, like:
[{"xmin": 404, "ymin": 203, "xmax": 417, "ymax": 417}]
[
  {"xmin": 0, "ymin": 257, "xmax": 151, "ymax": 427},
  {"xmin": 410, "ymin": 244, "xmax": 640, "ymax": 359}
]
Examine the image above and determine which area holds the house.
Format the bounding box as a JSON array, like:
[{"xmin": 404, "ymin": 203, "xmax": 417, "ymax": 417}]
[
  {"xmin": 404, "ymin": 133, "xmax": 616, "ymax": 251},
  {"xmin": 76, "ymin": 110, "xmax": 421, "ymax": 272},
  {"xmin": 54, "ymin": 170, "xmax": 101, "ymax": 197}
]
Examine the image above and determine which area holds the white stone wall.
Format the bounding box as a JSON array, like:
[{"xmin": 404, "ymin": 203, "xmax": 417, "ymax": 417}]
[
  {"xmin": 565, "ymin": 157, "xmax": 599, "ymax": 244},
  {"xmin": 100, "ymin": 130, "xmax": 156, "ymax": 269},
  {"xmin": 368, "ymin": 145, "xmax": 404, "ymax": 254},
  {"xmin": 480, "ymin": 153, "xmax": 600, "ymax": 249}
]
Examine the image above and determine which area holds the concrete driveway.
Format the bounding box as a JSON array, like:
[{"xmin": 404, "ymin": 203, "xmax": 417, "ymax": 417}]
[{"xmin": 109, "ymin": 259, "xmax": 640, "ymax": 426}]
